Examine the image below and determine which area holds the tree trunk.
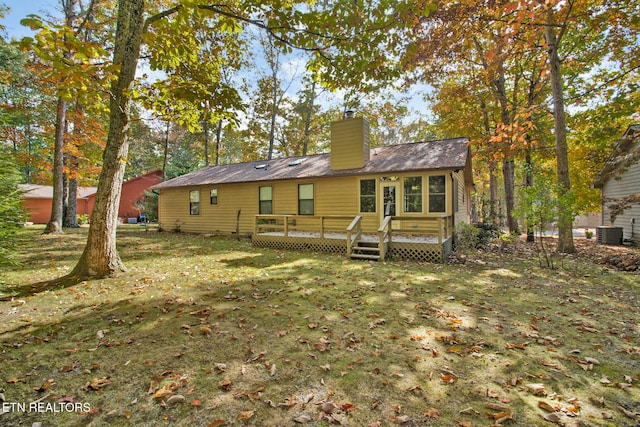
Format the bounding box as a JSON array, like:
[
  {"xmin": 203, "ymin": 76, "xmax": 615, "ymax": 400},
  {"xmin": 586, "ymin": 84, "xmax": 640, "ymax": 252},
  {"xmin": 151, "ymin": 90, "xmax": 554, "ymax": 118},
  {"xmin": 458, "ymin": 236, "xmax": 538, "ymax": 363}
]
[
  {"xmin": 65, "ymin": 102, "xmax": 83, "ymax": 228},
  {"xmin": 162, "ymin": 120, "xmax": 169, "ymax": 181},
  {"xmin": 65, "ymin": 175, "xmax": 80, "ymax": 228},
  {"xmin": 68, "ymin": 0, "xmax": 145, "ymax": 280},
  {"xmin": 502, "ymin": 159, "xmax": 518, "ymax": 233},
  {"xmin": 203, "ymin": 119, "xmax": 210, "ymax": 166},
  {"xmin": 44, "ymin": 97, "xmax": 67, "ymax": 234},
  {"xmin": 545, "ymin": 13, "xmax": 575, "ymax": 254},
  {"xmin": 215, "ymin": 119, "xmax": 222, "ymax": 165},
  {"xmin": 268, "ymin": 80, "xmax": 277, "ymax": 160},
  {"xmin": 302, "ymin": 80, "xmax": 316, "ymax": 156},
  {"xmin": 488, "ymin": 160, "xmax": 498, "ymax": 227},
  {"xmin": 524, "ymin": 148, "xmax": 535, "ymax": 242}
]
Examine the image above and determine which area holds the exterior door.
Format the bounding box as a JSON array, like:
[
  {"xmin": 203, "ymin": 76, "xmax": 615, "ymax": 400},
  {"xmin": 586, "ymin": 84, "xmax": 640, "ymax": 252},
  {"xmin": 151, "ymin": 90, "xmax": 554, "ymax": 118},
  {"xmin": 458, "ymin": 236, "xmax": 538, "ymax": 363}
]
[{"xmin": 380, "ymin": 182, "xmax": 401, "ymax": 229}]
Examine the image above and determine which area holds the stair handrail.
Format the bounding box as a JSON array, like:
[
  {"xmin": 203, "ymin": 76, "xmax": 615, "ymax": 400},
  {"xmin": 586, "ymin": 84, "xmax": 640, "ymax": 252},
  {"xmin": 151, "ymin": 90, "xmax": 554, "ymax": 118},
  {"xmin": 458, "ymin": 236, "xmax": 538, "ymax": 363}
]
[
  {"xmin": 377, "ymin": 216, "xmax": 392, "ymax": 260},
  {"xmin": 346, "ymin": 215, "xmax": 363, "ymax": 258}
]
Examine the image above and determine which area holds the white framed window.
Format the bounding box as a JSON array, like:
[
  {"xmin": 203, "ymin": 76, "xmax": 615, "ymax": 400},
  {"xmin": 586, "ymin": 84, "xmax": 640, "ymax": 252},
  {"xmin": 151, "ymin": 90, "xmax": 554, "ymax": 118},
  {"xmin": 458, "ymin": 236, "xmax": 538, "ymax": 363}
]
[
  {"xmin": 403, "ymin": 176, "xmax": 423, "ymax": 213},
  {"xmin": 259, "ymin": 186, "xmax": 272, "ymax": 214},
  {"xmin": 428, "ymin": 175, "xmax": 446, "ymax": 213},
  {"xmin": 189, "ymin": 190, "xmax": 200, "ymax": 215},
  {"xmin": 298, "ymin": 184, "xmax": 314, "ymax": 215},
  {"xmin": 360, "ymin": 179, "xmax": 376, "ymax": 213}
]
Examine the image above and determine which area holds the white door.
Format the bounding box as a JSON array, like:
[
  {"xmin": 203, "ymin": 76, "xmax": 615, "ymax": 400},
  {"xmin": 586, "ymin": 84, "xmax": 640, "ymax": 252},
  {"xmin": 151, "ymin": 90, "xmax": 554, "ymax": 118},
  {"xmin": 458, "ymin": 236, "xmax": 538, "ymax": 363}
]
[{"xmin": 380, "ymin": 182, "xmax": 401, "ymax": 229}]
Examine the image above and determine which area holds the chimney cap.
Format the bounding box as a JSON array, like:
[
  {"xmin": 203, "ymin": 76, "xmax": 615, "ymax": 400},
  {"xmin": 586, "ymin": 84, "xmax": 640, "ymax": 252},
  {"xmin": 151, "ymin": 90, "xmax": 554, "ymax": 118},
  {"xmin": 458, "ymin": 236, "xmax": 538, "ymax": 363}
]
[{"xmin": 343, "ymin": 110, "xmax": 355, "ymax": 119}]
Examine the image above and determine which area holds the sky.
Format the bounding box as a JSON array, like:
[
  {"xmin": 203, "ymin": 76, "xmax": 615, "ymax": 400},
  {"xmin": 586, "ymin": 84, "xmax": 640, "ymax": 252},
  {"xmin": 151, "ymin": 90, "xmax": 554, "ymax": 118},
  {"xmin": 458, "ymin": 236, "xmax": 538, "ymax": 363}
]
[
  {"xmin": 1, "ymin": 1, "xmax": 431, "ymax": 130},
  {"xmin": 1, "ymin": 0, "xmax": 59, "ymax": 40}
]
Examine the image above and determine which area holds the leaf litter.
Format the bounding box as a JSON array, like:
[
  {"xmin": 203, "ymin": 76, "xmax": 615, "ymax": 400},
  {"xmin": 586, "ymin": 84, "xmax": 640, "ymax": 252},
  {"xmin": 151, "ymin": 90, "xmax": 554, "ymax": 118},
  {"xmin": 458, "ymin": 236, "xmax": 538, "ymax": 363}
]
[{"xmin": 0, "ymin": 227, "xmax": 639, "ymax": 425}]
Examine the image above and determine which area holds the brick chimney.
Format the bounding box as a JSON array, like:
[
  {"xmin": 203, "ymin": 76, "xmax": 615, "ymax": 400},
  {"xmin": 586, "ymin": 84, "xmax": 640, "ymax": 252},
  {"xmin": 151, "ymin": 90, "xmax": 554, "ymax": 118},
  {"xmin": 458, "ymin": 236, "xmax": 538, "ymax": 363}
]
[{"xmin": 330, "ymin": 114, "xmax": 370, "ymax": 170}]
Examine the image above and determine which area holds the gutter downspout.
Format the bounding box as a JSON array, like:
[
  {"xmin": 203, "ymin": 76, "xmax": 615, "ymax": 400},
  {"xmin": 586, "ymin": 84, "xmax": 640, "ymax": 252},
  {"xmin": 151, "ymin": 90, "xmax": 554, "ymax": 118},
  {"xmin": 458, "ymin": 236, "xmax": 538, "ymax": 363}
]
[{"xmin": 450, "ymin": 172, "xmax": 456, "ymax": 250}]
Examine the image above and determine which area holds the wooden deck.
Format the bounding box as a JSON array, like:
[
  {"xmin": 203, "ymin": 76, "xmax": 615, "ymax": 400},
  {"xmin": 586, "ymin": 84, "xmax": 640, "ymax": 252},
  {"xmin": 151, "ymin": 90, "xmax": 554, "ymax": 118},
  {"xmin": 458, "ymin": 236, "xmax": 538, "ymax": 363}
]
[{"xmin": 252, "ymin": 215, "xmax": 454, "ymax": 262}]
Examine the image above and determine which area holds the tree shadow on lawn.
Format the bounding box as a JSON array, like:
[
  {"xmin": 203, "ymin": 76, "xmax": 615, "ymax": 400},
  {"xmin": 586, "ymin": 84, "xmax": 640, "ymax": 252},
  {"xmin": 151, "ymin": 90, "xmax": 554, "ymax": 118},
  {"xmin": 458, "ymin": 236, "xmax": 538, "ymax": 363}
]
[
  {"xmin": 0, "ymin": 257, "xmax": 640, "ymax": 426},
  {"xmin": 1, "ymin": 227, "xmax": 291, "ymax": 300},
  {"xmin": 2, "ymin": 240, "xmax": 640, "ymax": 426}
]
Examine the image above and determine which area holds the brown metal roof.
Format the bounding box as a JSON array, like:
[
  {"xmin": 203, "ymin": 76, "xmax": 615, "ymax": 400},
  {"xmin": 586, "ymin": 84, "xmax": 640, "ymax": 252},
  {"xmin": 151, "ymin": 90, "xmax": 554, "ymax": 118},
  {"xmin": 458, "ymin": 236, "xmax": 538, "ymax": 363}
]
[{"xmin": 152, "ymin": 137, "xmax": 471, "ymax": 190}]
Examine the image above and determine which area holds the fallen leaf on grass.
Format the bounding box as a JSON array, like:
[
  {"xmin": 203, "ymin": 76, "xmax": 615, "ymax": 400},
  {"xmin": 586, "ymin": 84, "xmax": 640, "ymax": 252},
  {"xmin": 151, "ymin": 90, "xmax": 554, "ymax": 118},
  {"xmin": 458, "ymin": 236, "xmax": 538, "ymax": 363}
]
[
  {"xmin": 293, "ymin": 412, "xmax": 313, "ymax": 423},
  {"xmin": 153, "ymin": 385, "xmax": 174, "ymax": 399},
  {"xmin": 617, "ymin": 405, "xmax": 639, "ymax": 419},
  {"xmin": 6, "ymin": 377, "xmax": 25, "ymax": 383},
  {"xmin": 166, "ymin": 394, "xmax": 186, "ymax": 405},
  {"xmin": 341, "ymin": 403, "xmax": 355, "ymax": 411},
  {"xmin": 424, "ymin": 407, "xmax": 440, "ymax": 418},
  {"xmin": 486, "ymin": 403, "xmax": 509, "ymax": 412},
  {"xmin": 238, "ymin": 410, "xmax": 255, "ymax": 421},
  {"xmin": 191, "ymin": 399, "xmax": 202, "ymax": 406},
  {"xmin": 525, "ymin": 383, "xmax": 547, "ymax": 396},
  {"xmin": 485, "ymin": 410, "xmax": 512, "ymax": 420},
  {"xmin": 392, "ymin": 415, "xmax": 411, "ymax": 424},
  {"xmin": 34, "ymin": 379, "xmax": 55, "ymax": 392},
  {"xmin": 208, "ymin": 420, "xmax": 226, "ymax": 427},
  {"xmin": 538, "ymin": 401, "xmax": 556, "ymax": 412},
  {"xmin": 542, "ymin": 412, "xmax": 564, "ymax": 424},
  {"xmin": 219, "ymin": 379, "xmax": 233, "ymax": 392},
  {"xmin": 441, "ymin": 374, "xmax": 458, "ymax": 383},
  {"xmin": 540, "ymin": 360, "xmax": 560, "ymax": 369},
  {"xmin": 504, "ymin": 343, "xmax": 527, "ymax": 350},
  {"xmin": 313, "ymin": 337, "xmax": 331, "ymax": 352},
  {"xmin": 319, "ymin": 401, "xmax": 338, "ymax": 414},
  {"xmin": 83, "ymin": 377, "xmax": 110, "ymax": 391}
]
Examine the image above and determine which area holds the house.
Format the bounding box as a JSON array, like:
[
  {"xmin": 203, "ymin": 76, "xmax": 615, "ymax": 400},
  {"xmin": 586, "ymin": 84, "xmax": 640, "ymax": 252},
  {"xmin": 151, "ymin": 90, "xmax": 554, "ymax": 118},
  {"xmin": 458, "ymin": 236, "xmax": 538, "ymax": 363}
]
[
  {"xmin": 97, "ymin": 169, "xmax": 163, "ymax": 223},
  {"xmin": 594, "ymin": 124, "xmax": 640, "ymax": 246},
  {"xmin": 152, "ymin": 116, "xmax": 473, "ymax": 262},
  {"xmin": 19, "ymin": 169, "xmax": 163, "ymax": 224},
  {"xmin": 19, "ymin": 184, "xmax": 96, "ymax": 224}
]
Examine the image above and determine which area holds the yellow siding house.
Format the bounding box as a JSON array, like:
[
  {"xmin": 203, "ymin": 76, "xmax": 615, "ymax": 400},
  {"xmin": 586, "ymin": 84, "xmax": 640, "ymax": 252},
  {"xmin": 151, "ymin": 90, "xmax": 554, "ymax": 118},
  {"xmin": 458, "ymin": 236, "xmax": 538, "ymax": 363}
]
[{"xmin": 152, "ymin": 115, "xmax": 473, "ymax": 262}]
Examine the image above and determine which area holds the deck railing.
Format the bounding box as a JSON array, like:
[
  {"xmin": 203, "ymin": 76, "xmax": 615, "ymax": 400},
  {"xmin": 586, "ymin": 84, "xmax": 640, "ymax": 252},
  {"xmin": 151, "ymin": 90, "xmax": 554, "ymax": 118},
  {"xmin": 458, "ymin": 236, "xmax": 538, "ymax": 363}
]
[
  {"xmin": 388, "ymin": 215, "xmax": 453, "ymax": 244},
  {"xmin": 253, "ymin": 214, "xmax": 455, "ymax": 262},
  {"xmin": 255, "ymin": 214, "xmax": 356, "ymax": 239}
]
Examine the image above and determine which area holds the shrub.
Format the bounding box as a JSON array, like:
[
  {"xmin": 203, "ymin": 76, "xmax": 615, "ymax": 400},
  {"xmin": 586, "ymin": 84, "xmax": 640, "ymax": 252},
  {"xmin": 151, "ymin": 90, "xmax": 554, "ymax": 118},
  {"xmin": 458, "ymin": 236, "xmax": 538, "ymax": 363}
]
[{"xmin": 455, "ymin": 222, "xmax": 500, "ymax": 251}]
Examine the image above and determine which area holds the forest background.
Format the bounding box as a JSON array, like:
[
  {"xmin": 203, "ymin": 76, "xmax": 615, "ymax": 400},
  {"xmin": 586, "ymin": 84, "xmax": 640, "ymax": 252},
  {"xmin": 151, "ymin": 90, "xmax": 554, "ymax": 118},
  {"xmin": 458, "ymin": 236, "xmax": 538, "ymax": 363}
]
[{"xmin": 0, "ymin": 0, "xmax": 638, "ymax": 275}]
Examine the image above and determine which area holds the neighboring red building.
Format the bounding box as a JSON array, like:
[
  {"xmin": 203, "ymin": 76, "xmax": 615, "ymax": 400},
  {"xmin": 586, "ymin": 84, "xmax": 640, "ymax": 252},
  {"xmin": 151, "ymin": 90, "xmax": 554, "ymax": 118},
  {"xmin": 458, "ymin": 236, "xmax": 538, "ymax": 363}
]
[
  {"xmin": 20, "ymin": 170, "xmax": 163, "ymax": 224},
  {"xmin": 19, "ymin": 184, "xmax": 96, "ymax": 224},
  {"xmin": 113, "ymin": 169, "xmax": 163, "ymax": 222}
]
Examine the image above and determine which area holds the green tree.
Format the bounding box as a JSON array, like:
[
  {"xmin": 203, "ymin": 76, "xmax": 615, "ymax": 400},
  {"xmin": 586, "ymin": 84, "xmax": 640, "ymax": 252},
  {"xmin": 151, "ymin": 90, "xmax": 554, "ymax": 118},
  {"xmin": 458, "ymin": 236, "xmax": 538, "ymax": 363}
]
[
  {"xmin": 0, "ymin": 152, "xmax": 27, "ymax": 267},
  {"xmin": 0, "ymin": 34, "xmax": 53, "ymax": 184},
  {"xmin": 36, "ymin": 0, "xmax": 436, "ymax": 283},
  {"xmin": 21, "ymin": 0, "xmax": 113, "ymax": 234}
]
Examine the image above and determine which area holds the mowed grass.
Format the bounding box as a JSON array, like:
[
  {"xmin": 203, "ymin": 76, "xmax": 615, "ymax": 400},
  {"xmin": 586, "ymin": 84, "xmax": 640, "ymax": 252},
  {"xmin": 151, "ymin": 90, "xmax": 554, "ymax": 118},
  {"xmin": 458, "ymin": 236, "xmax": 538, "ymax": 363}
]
[{"xmin": 0, "ymin": 225, "xmax": 639, "ymax": 427}]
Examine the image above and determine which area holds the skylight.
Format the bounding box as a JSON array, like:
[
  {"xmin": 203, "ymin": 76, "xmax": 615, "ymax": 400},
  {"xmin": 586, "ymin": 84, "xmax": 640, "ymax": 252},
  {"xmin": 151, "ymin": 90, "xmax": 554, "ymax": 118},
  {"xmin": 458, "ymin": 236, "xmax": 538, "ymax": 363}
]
[
  {"xmin": 254, "ymin": 164, "xmax": 267, "ymax": 170},
  {"xmin": 289, "ymin": 158, "xmax": 306, "ymax": 166}
]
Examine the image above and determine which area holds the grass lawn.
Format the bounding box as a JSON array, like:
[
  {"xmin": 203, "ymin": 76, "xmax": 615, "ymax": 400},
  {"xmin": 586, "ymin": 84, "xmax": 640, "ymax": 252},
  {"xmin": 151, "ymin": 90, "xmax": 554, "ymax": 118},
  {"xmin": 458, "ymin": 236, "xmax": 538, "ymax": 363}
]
[{"xmin": 0, "ymin": 225, "xmax": 639, "ymax": 426}]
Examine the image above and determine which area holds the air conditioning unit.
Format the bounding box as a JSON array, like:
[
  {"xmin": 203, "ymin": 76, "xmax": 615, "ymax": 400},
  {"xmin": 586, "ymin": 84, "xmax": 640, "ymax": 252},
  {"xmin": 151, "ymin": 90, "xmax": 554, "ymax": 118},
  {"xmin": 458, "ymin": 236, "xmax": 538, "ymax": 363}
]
[{"xmin": 596, "ymin": 226, "xmax": 623, "ymax": 245}]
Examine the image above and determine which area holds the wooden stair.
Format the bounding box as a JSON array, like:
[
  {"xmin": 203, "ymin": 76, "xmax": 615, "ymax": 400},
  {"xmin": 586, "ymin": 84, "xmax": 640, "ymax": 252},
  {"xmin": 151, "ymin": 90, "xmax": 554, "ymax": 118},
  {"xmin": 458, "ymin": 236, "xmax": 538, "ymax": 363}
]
[{"xmin": 350, "ymin": 241, "xmax": 381, "ymax": 261}]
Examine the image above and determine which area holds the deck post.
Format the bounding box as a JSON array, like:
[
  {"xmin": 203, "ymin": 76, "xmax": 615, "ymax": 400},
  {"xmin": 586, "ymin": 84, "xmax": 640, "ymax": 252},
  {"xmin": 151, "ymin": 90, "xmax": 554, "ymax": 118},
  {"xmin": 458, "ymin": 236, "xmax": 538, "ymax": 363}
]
[
  {"xmin": 254, "ymin": 216, "xmax": 258, "ymax": 238},
  {"xmin": 320, "ymin": 216, "xmax": 325, "ymax": 239},
  {"xmin": 284, "ymin": 215, "xmax": 289, "ymax": 237},
  {"xmin": 438, "ymin": 218, "xmax": 443, "ymax": 244}
]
